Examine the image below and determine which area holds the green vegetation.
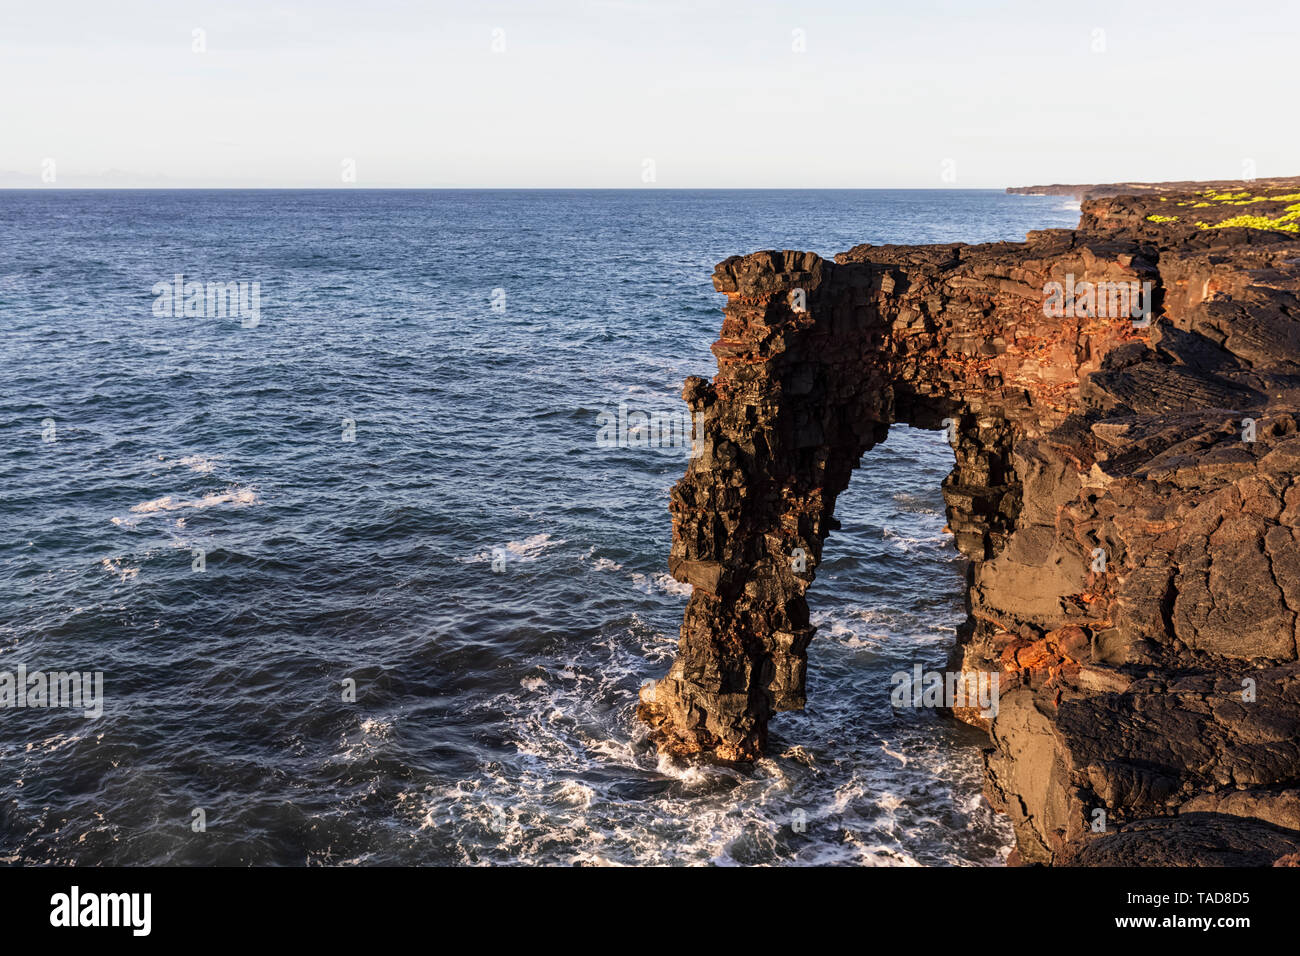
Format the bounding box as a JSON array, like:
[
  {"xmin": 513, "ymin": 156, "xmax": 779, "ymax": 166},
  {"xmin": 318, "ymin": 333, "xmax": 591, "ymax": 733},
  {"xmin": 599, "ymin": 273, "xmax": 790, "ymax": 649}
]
[{"xmin": 1146, "ymin": 214, "xmax": 1180, "ymax": 223}]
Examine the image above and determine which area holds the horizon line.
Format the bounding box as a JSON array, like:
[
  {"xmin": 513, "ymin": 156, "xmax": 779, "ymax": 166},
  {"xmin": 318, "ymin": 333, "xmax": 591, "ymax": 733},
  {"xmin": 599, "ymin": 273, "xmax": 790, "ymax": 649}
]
[{"xmin": 0, "ymin": 184, "xmax": 1021, "ymax": 192}]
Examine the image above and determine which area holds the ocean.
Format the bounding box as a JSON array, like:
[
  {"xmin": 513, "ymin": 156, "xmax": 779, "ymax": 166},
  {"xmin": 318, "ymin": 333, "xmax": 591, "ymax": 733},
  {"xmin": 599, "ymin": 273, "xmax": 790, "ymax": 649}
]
[{"xmin": 0, "ymin": 189, "xmax": 1079, "ymax": 865}]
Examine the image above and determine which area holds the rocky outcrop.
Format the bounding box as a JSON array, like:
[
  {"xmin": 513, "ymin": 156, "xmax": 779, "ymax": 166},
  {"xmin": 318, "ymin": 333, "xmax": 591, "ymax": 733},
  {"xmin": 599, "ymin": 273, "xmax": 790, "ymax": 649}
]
[{"xmin": 638, "ymin": 179, "xmax": 1300, "ymax": 864}]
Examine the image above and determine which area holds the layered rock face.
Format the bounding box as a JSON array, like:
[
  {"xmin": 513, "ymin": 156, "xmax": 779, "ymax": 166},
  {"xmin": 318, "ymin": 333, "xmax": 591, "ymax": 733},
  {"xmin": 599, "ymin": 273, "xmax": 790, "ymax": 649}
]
[{"xmin": 638, "ymin": 181, "xmax": 1300, "ymax": 864}]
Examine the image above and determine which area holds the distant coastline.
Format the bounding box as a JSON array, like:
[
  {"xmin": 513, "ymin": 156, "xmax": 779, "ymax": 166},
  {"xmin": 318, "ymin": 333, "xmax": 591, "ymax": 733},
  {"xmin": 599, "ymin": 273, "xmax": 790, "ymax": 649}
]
[{"xmin": 1008, "ymin": 175, "xmax": 1300, "ymax": 201}]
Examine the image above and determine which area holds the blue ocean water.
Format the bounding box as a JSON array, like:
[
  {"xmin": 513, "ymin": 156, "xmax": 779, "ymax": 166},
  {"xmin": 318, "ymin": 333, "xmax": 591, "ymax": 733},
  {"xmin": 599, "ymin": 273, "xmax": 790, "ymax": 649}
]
[{"xmin": 0, "ymin": 189, "xmax": 1078, "ymax": 865}]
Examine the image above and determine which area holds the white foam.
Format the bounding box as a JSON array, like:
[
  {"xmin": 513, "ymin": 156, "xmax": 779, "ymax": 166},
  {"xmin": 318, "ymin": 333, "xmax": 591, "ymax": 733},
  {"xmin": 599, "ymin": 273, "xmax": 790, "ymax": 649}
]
[
  {"xmin": 631, "ymin": 571, "xmax": 692, "ymax": 597},
  {"xmin": 386, "ymin": 607, "xmax": 1014, "ymax": 866},
  {"xmin": 100, "ymin": 557, "xmax": 139, "ymax": 582},
  {"xmin": 336, "ymin": 716, "xmax": 394, "ymax": 762},
  {"xmin": 882, "ymin": 527, "xmax": 949, "ymax": 553},
  {"xmin": 175, "ymin": 454, "xmax": 219, "ymax": 475},
  {"xmin": 880, "ymin": 742, "xmax": 909, "ymax": 766},
  {"xmin": 555, "ymin": 780, "xmax": 595, "ymax": 810},
  {"xmin": 463, "ymin": 532, "xmax": 562, "ymax": 564},
  {"xmin": 816, "ymin": 618, "xmax": 886, "ymax": 649},
  {"xmin": 877, "ymin": 793, "xmax": 904, "ymax": 812},
  {"xmin": 129, "ymin": 488, "xmax": 259, "ymax": 515}
]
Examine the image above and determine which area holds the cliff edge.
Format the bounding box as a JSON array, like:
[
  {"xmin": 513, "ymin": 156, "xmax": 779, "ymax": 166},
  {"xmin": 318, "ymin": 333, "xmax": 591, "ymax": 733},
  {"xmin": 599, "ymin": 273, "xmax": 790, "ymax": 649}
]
[{"xmin": 638, "ymin": 179, "xmax": 1300, "ymax": 865}]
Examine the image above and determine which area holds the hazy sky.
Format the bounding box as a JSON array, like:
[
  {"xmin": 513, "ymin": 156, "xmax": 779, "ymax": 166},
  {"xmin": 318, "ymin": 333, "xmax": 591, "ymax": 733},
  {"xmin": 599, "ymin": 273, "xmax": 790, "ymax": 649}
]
[{"xmin": 3, "ymin": 0, "xmax": 1296, "ymax": 187}]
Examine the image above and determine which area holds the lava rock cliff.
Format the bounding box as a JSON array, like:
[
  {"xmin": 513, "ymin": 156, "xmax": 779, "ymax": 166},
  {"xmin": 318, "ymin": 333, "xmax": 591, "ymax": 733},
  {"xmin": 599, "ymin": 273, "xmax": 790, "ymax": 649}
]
[{"xmin": 638, "ymin": 178, "xmax": 1300, "ymax": 865}]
